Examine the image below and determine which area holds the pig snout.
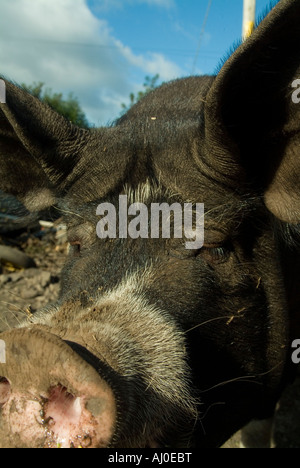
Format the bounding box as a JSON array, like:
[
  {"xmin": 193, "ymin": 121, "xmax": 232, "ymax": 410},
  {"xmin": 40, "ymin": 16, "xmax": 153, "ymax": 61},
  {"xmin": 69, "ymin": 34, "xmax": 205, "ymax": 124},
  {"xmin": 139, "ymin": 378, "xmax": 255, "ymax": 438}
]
[
  {"xmin": 0, "ymin": 297, "xmax": 199, "ymax": 448},
  {"xmin": 0, "ymin": 328, "xmax": 116, "ymax": 448}
]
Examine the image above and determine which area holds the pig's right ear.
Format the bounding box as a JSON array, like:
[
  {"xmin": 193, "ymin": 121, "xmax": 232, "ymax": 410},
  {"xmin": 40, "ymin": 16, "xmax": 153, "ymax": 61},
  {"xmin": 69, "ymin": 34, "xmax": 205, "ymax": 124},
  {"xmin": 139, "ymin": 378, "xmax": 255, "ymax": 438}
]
[
  {"xmin": 0, "ymin": 79, "xmax": 88, "ymax": 212},
  {"xmin": 204, "ymin": 0, "xmax": 300, "ymax": 224}
]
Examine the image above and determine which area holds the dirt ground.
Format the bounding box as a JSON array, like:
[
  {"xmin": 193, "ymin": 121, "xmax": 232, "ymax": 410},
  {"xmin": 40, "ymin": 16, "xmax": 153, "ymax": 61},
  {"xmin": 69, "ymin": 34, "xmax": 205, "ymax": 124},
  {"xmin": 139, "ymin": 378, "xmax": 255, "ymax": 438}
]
[
  {"xmin": 0, "ymin": 231, "xmax": 65, "ymax": 331},
  {"xmin": 0, "ymin": 230, "xmax": 300, "ymax": 448}
]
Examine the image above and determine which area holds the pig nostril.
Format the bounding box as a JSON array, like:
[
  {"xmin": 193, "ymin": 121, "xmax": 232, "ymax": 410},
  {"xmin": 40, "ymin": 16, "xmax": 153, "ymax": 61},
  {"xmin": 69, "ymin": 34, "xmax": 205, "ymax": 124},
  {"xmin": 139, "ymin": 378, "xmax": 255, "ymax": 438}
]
[
  {"xmin": 0, "ymin": 377, "xmax": 11, "ymax": 406},
  {"xmin": 42, "ymin": 384, "xmax": 85, "ymax": 448},
  {"xmin": 44, "ymin": 385, "xmax": 82, "ymax": 426}
]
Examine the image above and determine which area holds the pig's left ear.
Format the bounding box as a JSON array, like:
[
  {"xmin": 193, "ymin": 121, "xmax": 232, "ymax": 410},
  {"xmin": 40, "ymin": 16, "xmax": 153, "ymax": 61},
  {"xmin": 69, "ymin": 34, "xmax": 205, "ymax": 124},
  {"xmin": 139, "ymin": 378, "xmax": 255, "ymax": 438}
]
[
  {"xmin": 205, "ymin": 0, "xmax": 300, "ymax": 224},
  {"xmin": 0, "ymin": 79, "xmax": 89, "ymax": 212}
]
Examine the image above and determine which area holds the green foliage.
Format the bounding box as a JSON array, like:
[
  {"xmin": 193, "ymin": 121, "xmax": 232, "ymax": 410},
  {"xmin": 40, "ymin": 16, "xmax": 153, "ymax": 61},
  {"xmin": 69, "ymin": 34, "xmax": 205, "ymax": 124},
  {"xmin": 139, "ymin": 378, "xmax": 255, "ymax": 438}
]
[
  {"xmin": 22, "ymin": 82, "xmax": 90, "ymax": 128},
  {"xmin": 121, "ymin": 74, "xmax": 160, "ymax": 114}
]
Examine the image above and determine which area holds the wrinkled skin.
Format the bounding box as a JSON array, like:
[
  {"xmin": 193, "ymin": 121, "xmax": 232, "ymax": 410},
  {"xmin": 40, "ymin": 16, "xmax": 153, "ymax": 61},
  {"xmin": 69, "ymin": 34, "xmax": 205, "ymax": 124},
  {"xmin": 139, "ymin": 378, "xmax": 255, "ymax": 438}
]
[{"xmin": 0, "ymin": 0, "xmax": 300, "ymax": 448}]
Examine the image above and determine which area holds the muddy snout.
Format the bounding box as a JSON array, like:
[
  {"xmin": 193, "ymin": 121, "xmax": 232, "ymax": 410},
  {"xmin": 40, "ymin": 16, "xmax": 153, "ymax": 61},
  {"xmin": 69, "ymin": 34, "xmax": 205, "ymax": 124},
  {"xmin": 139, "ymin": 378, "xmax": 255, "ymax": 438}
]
[{"xmin": 0, "ymin": 328, "xmax": 116, "ymax": 448}]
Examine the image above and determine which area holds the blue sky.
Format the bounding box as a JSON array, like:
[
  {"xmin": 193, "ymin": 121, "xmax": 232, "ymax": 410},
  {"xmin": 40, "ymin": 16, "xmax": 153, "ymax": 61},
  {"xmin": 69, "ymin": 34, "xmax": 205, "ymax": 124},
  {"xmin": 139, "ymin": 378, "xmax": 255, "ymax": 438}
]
[
  {"xmin": 87, "ymin": 0, "xmax": 274, "ymax": 76},
  {"xmin": 0, "ymin": 0, "xmax": 275, "ymax": 126}
]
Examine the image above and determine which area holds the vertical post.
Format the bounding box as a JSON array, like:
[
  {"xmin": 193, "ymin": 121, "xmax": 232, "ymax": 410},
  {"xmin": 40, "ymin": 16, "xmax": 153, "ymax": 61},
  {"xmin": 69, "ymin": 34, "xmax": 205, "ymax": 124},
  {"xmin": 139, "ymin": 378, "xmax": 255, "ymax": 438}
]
[{"xmin": 242, "ymin": 0, "xmax": 256, "ymax": 40}]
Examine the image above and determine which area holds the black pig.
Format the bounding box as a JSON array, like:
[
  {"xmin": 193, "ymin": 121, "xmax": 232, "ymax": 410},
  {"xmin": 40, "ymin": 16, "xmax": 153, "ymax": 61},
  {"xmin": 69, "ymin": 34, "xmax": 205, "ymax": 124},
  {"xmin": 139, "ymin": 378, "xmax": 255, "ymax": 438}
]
[{"xmin": 0, "ymin": 0, "xmax": 299, "ymax": 448}]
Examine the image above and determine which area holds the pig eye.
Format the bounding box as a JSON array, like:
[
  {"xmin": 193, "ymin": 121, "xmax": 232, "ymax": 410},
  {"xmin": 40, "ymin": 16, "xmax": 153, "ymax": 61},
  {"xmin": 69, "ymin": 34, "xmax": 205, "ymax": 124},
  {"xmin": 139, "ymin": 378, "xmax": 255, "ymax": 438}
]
[
  {"xmin": 69, "ymin": 240, "xmax": 82, "ymax": 257},
  {"xmin": 199, "ymin": 244, "xmax": 231, "ymax": 264},
  {"xmin": 67, "ymin": 222, "xmax": 95, "ymax": 257}
]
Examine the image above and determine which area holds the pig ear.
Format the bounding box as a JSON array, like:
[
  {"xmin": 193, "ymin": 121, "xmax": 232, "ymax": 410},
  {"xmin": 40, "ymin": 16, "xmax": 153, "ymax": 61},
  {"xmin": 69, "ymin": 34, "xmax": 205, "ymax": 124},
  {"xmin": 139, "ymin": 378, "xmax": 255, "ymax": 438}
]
[
  {"xmin": 0, "ymin": 79, "xmax": 88, "ymax": 212},
  {"xmin": 205, "ymin": 0, "xmax": 300, "ymax": 224}
]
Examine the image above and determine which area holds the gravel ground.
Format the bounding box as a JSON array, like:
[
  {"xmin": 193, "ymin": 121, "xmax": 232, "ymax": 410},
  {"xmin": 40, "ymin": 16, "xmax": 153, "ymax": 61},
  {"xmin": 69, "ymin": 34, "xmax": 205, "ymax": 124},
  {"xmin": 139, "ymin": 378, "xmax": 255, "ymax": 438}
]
[
  {"xmin": 0, "ymin": 230, "xmax": 299, "ymax": 448},
  {"xmin": 0, "ymin": 233, "xmax": 65, "ymax": 331}
]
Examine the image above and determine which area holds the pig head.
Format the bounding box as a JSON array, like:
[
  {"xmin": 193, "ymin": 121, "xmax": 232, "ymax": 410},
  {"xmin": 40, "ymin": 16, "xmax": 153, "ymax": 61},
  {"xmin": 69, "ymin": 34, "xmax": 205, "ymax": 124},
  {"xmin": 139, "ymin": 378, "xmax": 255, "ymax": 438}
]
[{"xmin": 0, "ymin": 0, "xmax": 299, "ymax": 448}]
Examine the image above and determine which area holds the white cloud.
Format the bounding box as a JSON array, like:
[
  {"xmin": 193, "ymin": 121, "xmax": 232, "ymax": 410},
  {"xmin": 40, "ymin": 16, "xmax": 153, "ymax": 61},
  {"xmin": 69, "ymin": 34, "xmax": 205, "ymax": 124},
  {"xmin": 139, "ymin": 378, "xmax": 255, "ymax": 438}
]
[
  {"xmin": 114, "ymin": 40, "xmax": 182, "ymax": 81},
  {"xmin": 0, "ymin": 0, "xmax": 182, "ymax": 126}
]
